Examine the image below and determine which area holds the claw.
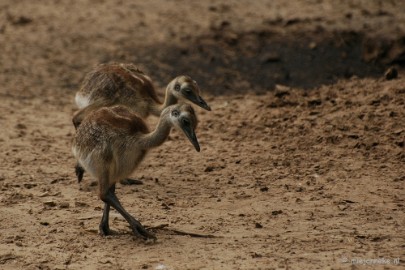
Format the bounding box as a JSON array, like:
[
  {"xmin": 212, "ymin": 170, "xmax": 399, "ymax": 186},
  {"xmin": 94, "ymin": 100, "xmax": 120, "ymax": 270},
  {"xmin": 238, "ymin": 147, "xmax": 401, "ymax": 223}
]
[
  {"xmin": 99, "ymin": 225, "xmax": 111, "ymax": 236},
  {"xmin": 131, "ymin": 221, "xmax": 156, "ymax": 241}
]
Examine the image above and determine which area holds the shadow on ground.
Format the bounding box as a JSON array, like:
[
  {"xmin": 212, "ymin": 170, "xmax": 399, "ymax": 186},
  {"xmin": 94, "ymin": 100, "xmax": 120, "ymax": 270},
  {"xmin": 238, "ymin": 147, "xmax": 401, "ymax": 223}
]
[{"xmin": 124, "ymin": 27, "xmax": 404, "ymax": 95}]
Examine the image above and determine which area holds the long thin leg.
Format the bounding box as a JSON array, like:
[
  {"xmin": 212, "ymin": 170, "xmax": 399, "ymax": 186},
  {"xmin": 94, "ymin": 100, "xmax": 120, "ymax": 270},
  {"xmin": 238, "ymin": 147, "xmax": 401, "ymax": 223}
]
[
  {"xmin": 101, "ymin": 186, "xmax": 156, "ymax": 240},
  {"xmin": 99, "ymin": 185, "xmax": 115, "ymax": 236},
  {"xmin": 75, "ymin": 163, "xmax": 85, "ymax": 183}
]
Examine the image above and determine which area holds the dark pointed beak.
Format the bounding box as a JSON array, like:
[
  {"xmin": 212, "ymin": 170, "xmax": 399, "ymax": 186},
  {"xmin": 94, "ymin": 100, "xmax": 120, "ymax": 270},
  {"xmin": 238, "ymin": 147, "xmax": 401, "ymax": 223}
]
[
  {"xmin": 182, "ymin": 125, "xmax": 200, "ymax": 152},
  {"xmin": 197, "ymin": 96, "xmax": 211, "ymax": 111},
  {"xmin": 188, "ymin": 94, "xmax": 211, "ymax": 111}
]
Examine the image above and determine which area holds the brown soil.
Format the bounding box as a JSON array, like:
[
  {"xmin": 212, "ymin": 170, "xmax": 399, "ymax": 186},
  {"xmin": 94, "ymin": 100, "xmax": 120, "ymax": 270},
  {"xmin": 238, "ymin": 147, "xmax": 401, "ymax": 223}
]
[{"xmin": 0, "ymin": 1, "xmax": 404, "ymax": 269}]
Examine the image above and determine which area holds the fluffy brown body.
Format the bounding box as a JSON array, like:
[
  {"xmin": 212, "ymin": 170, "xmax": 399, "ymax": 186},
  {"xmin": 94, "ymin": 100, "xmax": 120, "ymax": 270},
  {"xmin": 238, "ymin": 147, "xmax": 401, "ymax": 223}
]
[
  {"xmin": 73, "ymin": 63, "xmax": 210, "ymax": 128},
  {"xmin": 72, "ymin": 104, "xmax": 199, "ymax": 239}
]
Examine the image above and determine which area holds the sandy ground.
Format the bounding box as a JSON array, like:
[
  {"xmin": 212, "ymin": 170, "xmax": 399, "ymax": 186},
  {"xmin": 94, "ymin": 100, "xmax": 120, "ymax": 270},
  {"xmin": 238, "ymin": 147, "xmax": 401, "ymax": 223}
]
[{"xmin": 0, "ymin": 1, "xmax": 404, "ymax": 269}]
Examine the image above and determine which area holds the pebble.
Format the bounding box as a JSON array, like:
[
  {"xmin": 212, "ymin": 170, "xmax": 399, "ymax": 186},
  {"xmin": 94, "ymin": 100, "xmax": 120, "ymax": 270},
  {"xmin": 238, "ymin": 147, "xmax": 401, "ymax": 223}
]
[
  {"xmin": 59, "ymin": 202, "xmax": 70, "ymax": 209},
  {"xmin": 43, "ymin": 201, "xmax": 56, "ymax": 207},
  {"xmin": 384, "ymin": 67, "xmax": 398, "ymax": 80}
]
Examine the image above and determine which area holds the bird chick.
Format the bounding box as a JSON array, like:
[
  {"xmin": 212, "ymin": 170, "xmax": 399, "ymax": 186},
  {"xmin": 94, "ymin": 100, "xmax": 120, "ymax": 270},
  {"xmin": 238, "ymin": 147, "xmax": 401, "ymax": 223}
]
[{"xmin": 72, "ymin": 103, "xmax": 200, "ymax": 239}]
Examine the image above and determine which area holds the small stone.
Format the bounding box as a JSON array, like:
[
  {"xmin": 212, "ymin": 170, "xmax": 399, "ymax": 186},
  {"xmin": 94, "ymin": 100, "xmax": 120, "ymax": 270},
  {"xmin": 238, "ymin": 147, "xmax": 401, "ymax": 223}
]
[
  {"xmin": 295, "ymin": 186, "xmax": 305, "ymax": 192},
  {"xmin": 24, "ymin": 183, "xmax": 37, "ymax": 189},
  {"xmin": 338, "ymin": 204, "xmax": 349, "ymax": 211},
  {"xmin": 220, "ymin": 20, "xmax": 230, "ymax": 28},
  {"xmin": 155, "ymin": 264, "xmax": 168, "ymax": 270},
  {"xmin": 384, "ymin": 67, "xmax": 398, "ymax": 80},
  {"xmin": 10, "ymin": 16, "xmax": 33, "ymax": 25},
  {"xmin": 43, "ymin": 201, "xmax": 56, "ymax": 207},
  {"xmin": 15, "ymin": 123, "xmax": 27, "ymax": 129},
  {"xmin": 308, "ymin": 99, "xmax": 322, "ymax": 107},
  {"xmin": 75, "ymin": 201, "xmax": 89, "ymax": 207},
  {"xmin": 255, "ymin": 222, "xmax": 263, "ymax": 228},
  {"xmin": 208, "ymin": 6, "xmax": 217, "ymax": 12},
  {"xmin": 59, "ymin": 202, "xmax": 70, "ymax": 209},
  {"xmin": 15, "ymin": 241, "xmax": 23, "ymax": 247},
  {"xmin": 99, "ymin": 258, "xmax": 112, "ymax": 264},
  {"xmin": 252, "ymin": 252, "xmax": 263, "ymax": 258},
  {"xmin": 272, "ymin": 210, "xmax": 283, "ymax": 216},
  {"xmin": 204, "ymin": 166, "xmax": 214, "ymax": 172},
  {"xmin": 260, "ymin": 186, "xmax": 269, "ymax": 192}
]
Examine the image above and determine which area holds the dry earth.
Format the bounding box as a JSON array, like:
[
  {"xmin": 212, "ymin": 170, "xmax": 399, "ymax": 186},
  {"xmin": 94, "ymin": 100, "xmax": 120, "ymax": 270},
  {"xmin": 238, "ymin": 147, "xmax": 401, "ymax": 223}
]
[{"xmin": 0, "ymin": 1, "xmax": 404, "ymax": 269}]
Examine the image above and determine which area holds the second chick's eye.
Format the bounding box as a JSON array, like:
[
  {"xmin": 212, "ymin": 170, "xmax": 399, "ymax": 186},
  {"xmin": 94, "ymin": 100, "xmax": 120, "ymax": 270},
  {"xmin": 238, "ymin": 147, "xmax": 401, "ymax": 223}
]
[
  {"xmin": 174, "ymin": 84, "xmax": 181, "ymax": 91},
  {"xmin": 171, "ymin": 110, "xmax": 180, "ymax": 117}
]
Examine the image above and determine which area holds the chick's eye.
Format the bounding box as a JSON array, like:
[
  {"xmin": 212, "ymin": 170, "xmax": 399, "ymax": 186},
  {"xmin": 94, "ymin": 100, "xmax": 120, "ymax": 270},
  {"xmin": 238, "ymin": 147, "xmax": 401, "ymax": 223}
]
[
  {"xmin": 171, "ymin": 110, "xmax": 180, "ymax": 117},
  {"xmin": 174, "ymin": 84, "xmax": 180, "ymax": 91}
]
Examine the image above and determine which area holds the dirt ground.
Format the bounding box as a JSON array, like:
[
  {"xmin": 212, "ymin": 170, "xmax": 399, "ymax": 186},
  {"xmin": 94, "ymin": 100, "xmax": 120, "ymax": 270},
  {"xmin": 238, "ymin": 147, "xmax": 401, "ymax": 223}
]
[{"xmin": 0, "ymin": 1, "xmax": 404, "ymax": 269}]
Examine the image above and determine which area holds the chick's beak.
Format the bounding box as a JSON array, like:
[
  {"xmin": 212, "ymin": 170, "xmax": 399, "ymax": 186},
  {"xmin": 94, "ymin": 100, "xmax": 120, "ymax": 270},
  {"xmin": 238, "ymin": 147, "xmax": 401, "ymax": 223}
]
[
  {"xmin": 182, "ymin": 125, "xmax": 200, "ymax": 152},
  {"xmin": 197, "ymin": 96, "xmax": 211, "ymax": 111}
]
